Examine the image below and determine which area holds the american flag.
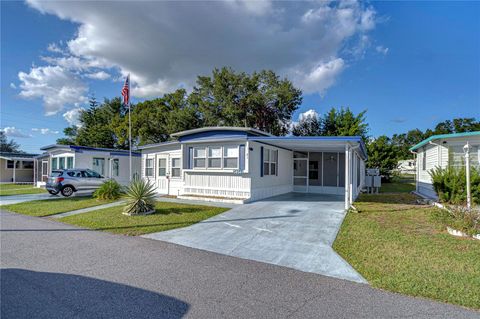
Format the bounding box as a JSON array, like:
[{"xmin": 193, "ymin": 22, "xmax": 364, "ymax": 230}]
[{"xmin": 121, "ymin": 74, "xmax": 130, "ymax": 106}]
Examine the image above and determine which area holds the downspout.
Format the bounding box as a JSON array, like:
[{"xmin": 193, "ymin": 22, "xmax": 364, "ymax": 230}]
[
  {"xmin": 410, "ymin": 150, "xmax": 418, "ymax": 192},
  {"xmin": 349, "ymin": 144, "xmax": 360, "ymax": 204}
]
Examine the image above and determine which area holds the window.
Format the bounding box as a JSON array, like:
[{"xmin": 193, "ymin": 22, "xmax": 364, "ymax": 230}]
[
  {"xmin": 309, "ymin": 161, "xmax": 319, "ymax": 180},
  {"xmin": 22, "ymin": 161, "xmax": 34, "ymax": 169},
  {"xmin": 6, "ymin": 160, "xmax": 19, "ymax": 169},
  {"xmin": 112, "ymin": 159, "xmax": 119, "ymax": 177},
  {"xmin": 422, "ymin": 151, "xmax": 426, "ymax": 171},
  {"xmin": 263, "ymin": 148, "xmax": 270, "ymax": 176},
  {"xmin": 92, "ymin": 158, "xmax": 105, "ymax": 175},
  {"xmin": 145, "ymin": 158, "xmax": 154, "ymax": 177},
  {"xmin": 52, "ymin": 158, "xmax": 58, "ymax": 170},
  {"xmin": 208, "ymin": 147, "xmax": 222, "ymax": 168},
  {"xmin": 67, "ymin": 157, "xmax": 74, "ymax": 169},
  {"xmin": 171, "ymin": 158, "xmax": 181, "ymax": 177},
  {"xmin": 223, "ymin": 146, "xmax": 239, "ymax": 169},
  {"xmin": 59, "ymin": 157, "xmax": 66, "ymax": 170},
  {"xmin": 263, "ymin": 148, "xmax": 278, "ymax": 176},
  {"xmin": 194, "ymin": 147, "xmax": 206, "ymax": 168},
  {"xmin": 158, "ymin": 158, "xmax": 166, "ymax": 176},
  {"xmin": 85, "ymin": 169, "xmax": 101, "ymax": 178}
]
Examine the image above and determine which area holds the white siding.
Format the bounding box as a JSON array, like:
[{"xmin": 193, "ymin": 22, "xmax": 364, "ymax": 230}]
[{"xmin": 249, "ymin": 141, "xmax": 293, "ymax": 201}]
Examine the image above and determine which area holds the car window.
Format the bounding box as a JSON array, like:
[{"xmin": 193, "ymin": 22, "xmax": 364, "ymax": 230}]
[
  {"xmin": 66, "ymin": 171, "xmax": 76, "ymax": 177},
  {"xmin": 50, "ymin": 171, "xmax": 63, "ymax": 177},
  {"xmin": 85, "ymin": 169, "xmax": 101, "ymax": 178}
]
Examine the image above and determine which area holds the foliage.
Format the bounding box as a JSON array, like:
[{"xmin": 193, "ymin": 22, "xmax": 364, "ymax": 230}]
[
  {"xmin": 429, "ymin": 166, "xmax": 480, "ymax": 205},
  {"xmin": 0, "ymin": 132, "xmax": 22, "ymax": 153},
  {"xmin": 93, "ymin": 180, "xmax": 123, "ymax": 200},
  {"xmin": 56, "ymin": 126, "xmax": 78, "ymax": 145},
  {"xmin": 123, "ymin": 178, "xmax": 157, "ymax": 215},
  {"xmin": 431, "ymin": 206, "xmax": 480, "ymax": 236},
  {"xmin": 190, "ymin": 67, "xmax": 302, "ymax": 136},
  {"xmin": 366, "ymin": 135, "xmax": 398, "ymax": 180},
  {"xmin": 291, "ymin": 107, "xmax": 369, "ymax": 141}
]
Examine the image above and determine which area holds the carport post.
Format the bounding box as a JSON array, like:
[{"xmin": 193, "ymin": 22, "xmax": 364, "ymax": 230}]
[
  {"xmin": 13, "ymin": 160, "xmax": 16, "ymax": 183},
  {"xmin": 344, "ymin": 145, "xmax": 350, "ymax": 210}
]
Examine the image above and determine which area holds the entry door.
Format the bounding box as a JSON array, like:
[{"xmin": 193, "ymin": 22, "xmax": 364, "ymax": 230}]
[
  {"xmin": 41, "ymin": 161, "xmax": 48, "ymax": 182},
  {"xmin": 156, "ymin": 155, "xmax": 169, "ymax": 194},
  {"xmin": 293, "ymin": 158, "xmax": 308, "ymax": 190}
]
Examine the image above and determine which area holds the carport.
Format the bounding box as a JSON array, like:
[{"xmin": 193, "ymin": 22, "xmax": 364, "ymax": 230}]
[
  {"xmin": 249, "ymin": 136, "xmax": 368, "ymax": 209},
  {"xmin": 144, "ymin": 192, "xmax": 366, "ymax": 283}
]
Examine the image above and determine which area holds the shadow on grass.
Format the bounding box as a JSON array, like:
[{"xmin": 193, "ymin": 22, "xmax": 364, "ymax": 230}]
[{"xmin": 1, "ymin": 268, "xmax": 189, "ymax": 319}]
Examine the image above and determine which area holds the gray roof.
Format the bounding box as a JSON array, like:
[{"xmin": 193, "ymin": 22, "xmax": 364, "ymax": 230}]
[{"xmin": 170, "ymin": 127, "xmax": 273, "ymax": 138}]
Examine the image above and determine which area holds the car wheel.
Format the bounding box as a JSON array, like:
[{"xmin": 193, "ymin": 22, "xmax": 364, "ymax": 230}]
[
  {"xmin": 61, "ymin": 186, "xmax": 74, "ymax": 197},
  {"xmin": 48, "ymin": 190, "xmax": 58, "ymax": 195}
]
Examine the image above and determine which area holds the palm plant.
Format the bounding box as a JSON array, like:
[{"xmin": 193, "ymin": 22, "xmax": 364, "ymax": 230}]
[
  {"xmin": 93, "ymin": 179, "xmax": 123, "ymax": 200},
  {"xmin": 123, "ymin": 178, "xmax": 157, "ymax": 215}
]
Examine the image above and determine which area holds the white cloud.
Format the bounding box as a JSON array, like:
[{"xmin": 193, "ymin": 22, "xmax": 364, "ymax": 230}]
[
  {"xmin": 298, "ymin": 109, "xmax": 319, "ymax": 121},
  {"xmin": 31, "ymin": 128, "xmax": 60, "ymax": 135},
  {"xmin": 63, "ymin": 107, "xmax": 84, "ymax": 126},
  {"xmin": 1, "ymin": 127, "xmax": 32, "ymax": 138},
  {"xmin": 25, "ymin": 0, "xmax": 378, "ymax": 98},
  {"xmin": 18, "ymin": 65, "xmax": 88, "ymax": 115},
  {"xmin": 47, "ymin": 42, "xmax": 65, "ymax": 54},
  {"xmin": 293, "ymin": 58, "xmax": 346, "ymax": 95},
  {"xmin": 376, "ymin": 45, "xmax": 389, "ymax": 55},
  {"xmin": 85, "ymin": 71, "xmax": 110, "ymax": 80}
]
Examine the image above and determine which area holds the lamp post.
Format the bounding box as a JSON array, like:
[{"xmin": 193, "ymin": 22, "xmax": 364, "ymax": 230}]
[{"xmin": 463, "ymin": 142, "xmax": 471, "ymax": 210}]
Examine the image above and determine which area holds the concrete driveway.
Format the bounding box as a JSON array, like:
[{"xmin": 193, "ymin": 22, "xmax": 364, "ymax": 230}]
[{"xmin": 143, "ymin": 192, "xmax": 365, "ymax": 283}]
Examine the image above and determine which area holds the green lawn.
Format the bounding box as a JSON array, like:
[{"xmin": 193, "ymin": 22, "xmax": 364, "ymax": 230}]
[
  {"xmin": 0, "ymin": 184, "xmax": 46, "ymax": 196},
  {"xmin": 380, "ymin": 174, "xmax": 415, "ymax": 193},
  {"xmin": 2, "ymin": 197, "xmax": 115, "ymax": 217},
  {"xmin": 334, "ymin": 193, "xmax": 480, "ymax": 310},
  {"xmin": 59, "ymin": 201, "xmax": 229, "ymax": 236}
]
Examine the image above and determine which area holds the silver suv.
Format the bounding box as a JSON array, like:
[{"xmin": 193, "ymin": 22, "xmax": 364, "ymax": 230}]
[{"xmin": 46, "ymin": 169, "xmax": 107, "ymax": 197}]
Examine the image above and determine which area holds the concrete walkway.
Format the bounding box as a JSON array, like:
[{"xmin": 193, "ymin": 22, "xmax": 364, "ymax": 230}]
[
  {"xmin": 2, "ymin": 210, "xmax": 478, "ymax": 318},
  {"xmin": 144, "ymin": 192, "xmax": 366, "ymax": 283},
  {"xmin": 0, "ymin": 191, "xmax": 95, "ymax": 206},
  {"xmin": 51, "ymin": 201, "xmax": 126, "ymax": 218},
  {"xmin": 155, "ymin": 195, "xmax": 237, "ymax": 208}
]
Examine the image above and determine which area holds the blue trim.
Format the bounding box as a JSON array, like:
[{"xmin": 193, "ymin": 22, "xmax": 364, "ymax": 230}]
[
  {"xmin": 239, "ymin": 145, "xmax": 245, "ymax": 171},
  {"xmin": 252, "ymin": 140, "xmax": 293, "ymax": 152},
  {"xmin": 409, "ymin": 131, "xmax": 480, "ymax": 151},
  {"xmin": 260, "ymin": 146, "xmax": 264, "ymax": 177},
  {"xmin": 110, "ymin": 151, "xmax": 141, "ymax": 157}
]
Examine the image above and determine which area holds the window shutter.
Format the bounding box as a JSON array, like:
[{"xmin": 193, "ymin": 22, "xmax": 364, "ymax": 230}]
[
  {"xmin": 239, "ymin": 145, "xmax": 245, "ymax": 171},
  {"xmin": 188, "ymin": 147, "xmax": 193, "ymax": 169},
  {"xmin": 260, "ymin": 146, "xmax": 264, "ymax": 177}
]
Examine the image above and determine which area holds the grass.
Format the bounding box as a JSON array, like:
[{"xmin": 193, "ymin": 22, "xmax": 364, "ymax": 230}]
[
  {"xmin": 58, "ymin": 201, "xmax": 229, "ymax": 236},
  {"xmin": 334, "ymin": 193, "xmax": 480, "ymax": 310},
  {"xmin": 380, "ymin": 174, "xmax": 415, "ymax": 193},
  {"xmin": 2, "ymin": 197, "xmax": 115, "ymax": 217},
  {"xmin": 0, "ymin": 184, "xmax": 46, "ymax": 196}
]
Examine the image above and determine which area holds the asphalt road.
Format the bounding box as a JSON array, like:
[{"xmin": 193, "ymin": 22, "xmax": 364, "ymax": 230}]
[{"xmin": 1, "ymin": 210, "xmax": 478, "ymax": 319}]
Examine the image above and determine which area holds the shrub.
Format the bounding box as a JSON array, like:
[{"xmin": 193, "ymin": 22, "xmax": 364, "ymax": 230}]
[
  {"xmin": 431, "ymin": 206, "xmax": 480, "ymax": 236},
  {"xmin": 430, "ymin": 166, "xmax": 480, "ymax": 205},
  {"xmin": 93, "ymin": 179, "xmax": 123, "ymax": 200},
  {"xmin": 123, "ymin": 178, "xmax": 157, "ymax": 215}
]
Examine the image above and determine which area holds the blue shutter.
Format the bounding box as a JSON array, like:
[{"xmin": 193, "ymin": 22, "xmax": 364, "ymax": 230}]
[
  {"xmin": 188, "ymin": 147, "xmax": 193, "ymax": 169},
  {"xmin": 239, "ymin": 145, "xmax": 245, "ymax": 171},
  {"xmin": 260, "ymin": 146, "xmax": 264, "ymax": 177}
]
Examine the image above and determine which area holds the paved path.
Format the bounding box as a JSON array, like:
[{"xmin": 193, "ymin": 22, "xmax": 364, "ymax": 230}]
[
  {"xmin": 3, "ymin": 211, "xmax": 478, "ymax": 319},
  {"xmin": 155, "ymin": 195, "xmax": 237, "ymax": 208},
  {"xmin": 51, "ymin": 200, "xmax": 126, "ymax": 218},
  {"xmin": 144, "ymin": 192, "xmax": 365, "ymax": 283}
]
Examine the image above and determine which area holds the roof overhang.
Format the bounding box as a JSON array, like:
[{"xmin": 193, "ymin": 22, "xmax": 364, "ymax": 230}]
[
  {"xmin": 248, "ymin": 136, "xmax": 368, "ymax": 159},
  {"xmin": 409, "ymin": 131, "xmax": 480, "ymax": 151},
  {"xmin": 171, "ymin": 126, "xmax": 273, "ymax": 138}
]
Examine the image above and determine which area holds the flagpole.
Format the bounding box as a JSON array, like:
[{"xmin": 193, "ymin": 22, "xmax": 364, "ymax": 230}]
[{"xmin": 128, "ymin": 76, "xmax": 132, "ymax": 182}]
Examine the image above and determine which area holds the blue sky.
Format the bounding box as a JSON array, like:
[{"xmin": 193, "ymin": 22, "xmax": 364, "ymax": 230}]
[{"xmin": 1, "ymin": 1, "xmax": 479, "ymax": 153}]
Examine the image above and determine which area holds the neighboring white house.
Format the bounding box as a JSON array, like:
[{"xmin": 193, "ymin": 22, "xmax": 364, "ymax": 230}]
[
  {"xmin": 396, "ymin": 159, "xmax": 416, "ymax": 174},
  {"xmin": 410, "ymin": 131, "xmax": 480, "ymax": 199},
  {"xmin": 138, "ymin": 127, "xmax": 367, "ymax": 209},
  {"xmin": 34, "ymin": 145, "xmax": 141, "ymax": 187},
  {"xmin": 0, "ymin": 152, "xmax": 38, "ymax": 183}
]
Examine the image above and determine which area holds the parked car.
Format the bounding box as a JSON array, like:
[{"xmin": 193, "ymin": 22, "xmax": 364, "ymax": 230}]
[{"xmin": 46, "ymin": 169, "xmax": 106, "ymax": 197}]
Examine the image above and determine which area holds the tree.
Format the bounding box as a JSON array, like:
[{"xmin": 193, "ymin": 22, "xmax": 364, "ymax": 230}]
[
  {"xmin": 56, "ymin": 126, "xmax": 78, "ymax": 145},
  {"xmin": 291, "ymin": 113, "xmax": 322, "ymax": 136},
  {"xmin": 320, "ymin": 107, "xmax": 369, "ymax": 141},
  {"xmin": 0, "ymin": 132, "xmax": 22, "ymax": 153},
  {"xmin": 189, "ymin": 67, "xmax": 302, "ymax": 135},
  {"xmin": 366, "ymin": 135, "xmax": 399, "ymax": 180}
]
